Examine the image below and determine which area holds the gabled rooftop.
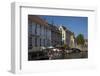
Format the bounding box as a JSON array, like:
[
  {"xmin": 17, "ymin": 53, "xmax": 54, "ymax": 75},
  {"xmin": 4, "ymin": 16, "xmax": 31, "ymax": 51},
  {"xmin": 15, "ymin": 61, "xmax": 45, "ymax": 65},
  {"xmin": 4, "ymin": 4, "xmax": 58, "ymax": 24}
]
[{"xmin": 28, "ymin": 15, "xmax": 49, "ymax": 27}]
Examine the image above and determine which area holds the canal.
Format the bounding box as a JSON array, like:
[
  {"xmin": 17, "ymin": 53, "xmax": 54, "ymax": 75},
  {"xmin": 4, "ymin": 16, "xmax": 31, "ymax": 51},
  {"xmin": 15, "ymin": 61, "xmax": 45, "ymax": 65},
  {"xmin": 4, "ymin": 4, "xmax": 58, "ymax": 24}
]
[
  {"xmin": 28, "ymin": 51, "xmax": 88, "ymax": 60},
  {"xmin": 50, "ymin": 51, "xmax": 88, "ymax": 60}
]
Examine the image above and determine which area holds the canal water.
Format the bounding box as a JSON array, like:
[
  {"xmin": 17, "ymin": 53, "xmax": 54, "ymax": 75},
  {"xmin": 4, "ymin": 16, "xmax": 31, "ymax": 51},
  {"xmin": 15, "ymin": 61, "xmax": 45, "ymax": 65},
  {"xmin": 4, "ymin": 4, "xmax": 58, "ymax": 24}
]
[
  {"xmin": 28, "ymin": 51, "xmax": 88, "ymax": 60},
  {"xmin": 63, "ymin": 52, "xmax": 88, "ymax": 59},
  {"xmin": 52, "ymin": 52, "xmax": 88, "ymax": 60}
]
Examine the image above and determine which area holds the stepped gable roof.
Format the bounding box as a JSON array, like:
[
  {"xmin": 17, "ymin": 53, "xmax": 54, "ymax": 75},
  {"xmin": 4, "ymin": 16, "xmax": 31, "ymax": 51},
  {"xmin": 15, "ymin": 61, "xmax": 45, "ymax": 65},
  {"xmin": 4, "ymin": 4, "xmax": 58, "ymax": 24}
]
[
  {"xmin": 49, "ymin": 24, "xmax": 61, "ymax": 34},
  {"xmin": 61, "ymin": 26, "xmax": 74, "ymax": 35}
]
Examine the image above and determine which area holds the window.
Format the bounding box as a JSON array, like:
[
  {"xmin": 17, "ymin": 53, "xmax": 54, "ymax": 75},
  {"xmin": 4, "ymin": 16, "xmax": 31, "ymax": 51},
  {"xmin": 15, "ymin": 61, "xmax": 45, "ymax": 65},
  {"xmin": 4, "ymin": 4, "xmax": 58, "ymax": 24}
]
[
  {"xmin": 35, "ymin": 37, "xmax": 37, "ymax": 47},
  {"xmin": 35, "ymin": 24, "xmax": 37, "ymax": 35},
  {"xmin": 44, "ymin": 39, "xmax": 45, "ymax": 46},
  {"xmin": 32, "ymin": 22, "xmax": 36, "ymax": 35},
  {"xmin": 37, "ymin": 24, "xmax": 40, "ymax": 35},
  {"xmin": 40, "ymin": 38, "xmax": 41, "ymax": 46},
  {"xmin": 62, "ymin": 34, "xmax": 64, "ymax": 38},
  {"xmin": 40, "ymin": 25, "xmax": 41, "ymax": 35}
]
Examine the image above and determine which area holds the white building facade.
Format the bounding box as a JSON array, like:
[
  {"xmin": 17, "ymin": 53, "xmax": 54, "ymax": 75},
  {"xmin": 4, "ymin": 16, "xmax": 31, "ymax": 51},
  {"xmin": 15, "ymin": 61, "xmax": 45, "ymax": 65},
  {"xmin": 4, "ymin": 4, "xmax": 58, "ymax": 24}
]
[
  {"xmin": 28, "ymin": 15, "xmax": 51, "ymax": 52},
  {"xmin": 59, "ymin": 26, "xmax": 76, "ymax": 48}
]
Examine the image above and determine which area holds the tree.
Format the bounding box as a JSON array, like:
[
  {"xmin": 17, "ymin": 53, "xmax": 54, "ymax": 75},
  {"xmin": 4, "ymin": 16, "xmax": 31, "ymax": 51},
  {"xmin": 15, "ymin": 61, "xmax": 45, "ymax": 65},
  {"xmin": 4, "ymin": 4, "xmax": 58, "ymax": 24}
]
[
  {"xmin": 76, "ymin": 34, "xmax": 85, "ymax": 45},
  {"xmin": 62, "ymin": 44, "xmax": 69, "ymax": 49}
]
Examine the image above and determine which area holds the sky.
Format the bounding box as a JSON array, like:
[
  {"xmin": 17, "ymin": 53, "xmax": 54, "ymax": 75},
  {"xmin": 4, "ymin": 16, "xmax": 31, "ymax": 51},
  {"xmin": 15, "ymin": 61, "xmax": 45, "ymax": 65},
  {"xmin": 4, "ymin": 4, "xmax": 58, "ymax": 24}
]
[{"xmin": 40, "ymin": 15, "xmax": 88, "ymax": 39}]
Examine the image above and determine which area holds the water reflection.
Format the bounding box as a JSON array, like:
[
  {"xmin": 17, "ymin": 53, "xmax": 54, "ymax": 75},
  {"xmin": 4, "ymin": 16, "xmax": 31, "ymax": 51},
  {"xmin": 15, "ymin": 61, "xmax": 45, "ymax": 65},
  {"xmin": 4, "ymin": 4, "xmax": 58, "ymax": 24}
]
[
  {"xmin": 28, "ymin": 51, "xmax": 88, "ymax": 60},
  {"xmin": 63, "ymin": 52, "xmax": 88, "ymax": 59},
  {"xmin": 50, "ymin": 51, "xmax": 88, "ymax": 60}
]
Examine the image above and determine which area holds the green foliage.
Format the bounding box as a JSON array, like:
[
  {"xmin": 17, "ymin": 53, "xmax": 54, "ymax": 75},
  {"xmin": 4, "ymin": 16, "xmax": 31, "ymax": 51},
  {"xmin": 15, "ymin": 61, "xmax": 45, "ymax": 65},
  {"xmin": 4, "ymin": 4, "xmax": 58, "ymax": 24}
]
[
  {"xmin": 62, "ymin": 44, "xmax": 68, "ymax": 49},
  {"xmin": 76, "ymin": 34, "xmax": 85, "ymax": 45}
]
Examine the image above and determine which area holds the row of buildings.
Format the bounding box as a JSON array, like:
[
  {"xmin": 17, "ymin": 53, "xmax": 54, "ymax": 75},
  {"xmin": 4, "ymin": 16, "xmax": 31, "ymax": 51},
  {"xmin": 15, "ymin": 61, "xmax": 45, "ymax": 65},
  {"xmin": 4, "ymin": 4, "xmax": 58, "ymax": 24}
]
[
  {"xmin": 28, "ymin": 15, "xmax": 85, "ymax": 52},
  {"xmin": 28, "ymin": 15, "xmax": 51, "ymax": 51}
]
